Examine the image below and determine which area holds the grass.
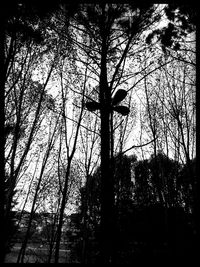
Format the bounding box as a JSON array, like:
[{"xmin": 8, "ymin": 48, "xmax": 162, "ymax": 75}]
[{"xmin": 5, "ymin": 243, "xmax": 70, "ymax": 263}]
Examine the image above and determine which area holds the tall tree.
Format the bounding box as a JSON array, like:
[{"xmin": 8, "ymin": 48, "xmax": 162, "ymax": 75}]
[
  {"xmin": 1, "ymin": 0, "xmax": 61, "ymax": 261},
  {"xmin": 17, "ymin": 106, "xmax": 61, "ymax": 263},
  {"xmin": 54, "ymin": 52, "xmax": 88, "ymax": 263},
  {"xmin": 69, "ymin": 3, "xmax": 161, "ymax": 262},
  {"xmin": 78, "ymin": 153, "xmax": 135, "ymax": 263}
]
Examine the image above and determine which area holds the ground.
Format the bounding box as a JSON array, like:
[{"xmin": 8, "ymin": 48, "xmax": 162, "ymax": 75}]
[{"xmin": 5, "ymin": 243, "xmax": 71, "ymax": 263}]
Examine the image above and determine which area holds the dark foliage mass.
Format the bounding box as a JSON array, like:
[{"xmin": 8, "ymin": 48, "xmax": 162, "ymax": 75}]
[
  {"xmin": 146, "ymin": 4, "xmax": 196, "ymax": 52},
  {"xmin": 73, "ymin": 153, "xmax": 197, "ymax": 263}
]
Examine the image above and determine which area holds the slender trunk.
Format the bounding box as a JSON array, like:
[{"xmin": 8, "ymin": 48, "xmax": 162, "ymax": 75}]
[
  {"xmin": 17, "ymin": 157, "xmax": 48, "ymax": 263},
  {"xmin": 47, "ymin": 214, "xmax": 58, "ymax": 263},
  {"xmin": 144, "ymin": 74, "xmax": 164, "ymax": 206},
  {"xmin": 17, "ymin": 121, "xmax": 57, "ymax": 263},
  {"xmin": 81, "ymin": 175, "xmax": 89, "ymax": 264},
  {"xmin": 54, "ymin": 163, "xmax": 71, "ymax": 263},
  {"xmin": 54, "ymin": 83, "xmax": 84, "ymax": 263},
  {"xmin": 17, "ymin": 206, "xmax": 35, "ymax": 263},
  {"xmin": 16, "ymin": 159, "xmax": 39, "ymax": 228}
]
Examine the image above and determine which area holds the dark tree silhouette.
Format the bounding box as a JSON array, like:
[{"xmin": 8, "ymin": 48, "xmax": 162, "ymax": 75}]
[{"xmin": 77, "ymin": 152, "xmax": 196, "ymax": 262}]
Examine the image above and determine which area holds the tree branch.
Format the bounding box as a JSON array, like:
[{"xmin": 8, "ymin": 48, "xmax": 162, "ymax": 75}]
[{"xmin": 117, "ymin": 137, "xmax": 157, "ymax": 157}]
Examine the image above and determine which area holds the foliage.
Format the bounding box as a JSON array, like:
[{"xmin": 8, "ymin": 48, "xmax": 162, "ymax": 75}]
[
  {"xmin": 77, "ymin": 151, "xmax": 196, "ymax": 262},
  {"xmin": 146, "ymin": 4, "xmax": 196, "ymax": 53}
]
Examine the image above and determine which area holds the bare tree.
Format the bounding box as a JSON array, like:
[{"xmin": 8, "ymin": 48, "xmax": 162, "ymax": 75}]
[
  {"xmin": 54, "ymin": 58, "xmax": 88, "ymax": 263},
  {"xmin": 17, "ymin": 105, "xmax": 61, "ymax": 263},
  {"xmin": 60, "ymin": 4, "xmax": 164, "ymax": 263},
  {"xmin": 4, "ymin": 34, "xmax": 60, "ymax": 261},
  {"xmin": 136, "ymin": 25, "xmax": 195, "ymax": 209}
]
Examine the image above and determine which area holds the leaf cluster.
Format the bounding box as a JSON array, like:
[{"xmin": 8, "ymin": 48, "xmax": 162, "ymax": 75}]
[{"xmin": 146, "ymin": 4, "xmax": 196, "ymax": 53}]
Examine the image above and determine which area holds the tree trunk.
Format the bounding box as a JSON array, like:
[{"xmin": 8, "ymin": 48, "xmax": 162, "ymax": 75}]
[
  {"xmin": 99, "ymin": 7, "xmax": 115, "ymax": 263},
  {"xmin": 54, "ymin": 163, "xmax": 70, "ymax": 263}
]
